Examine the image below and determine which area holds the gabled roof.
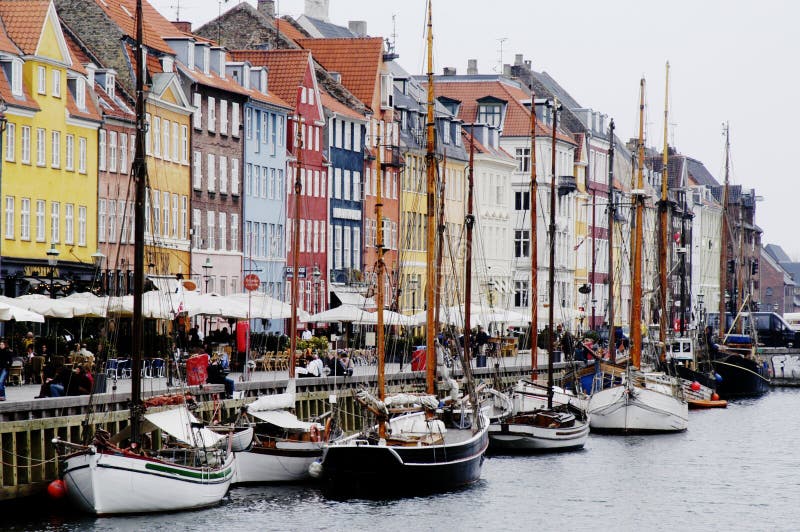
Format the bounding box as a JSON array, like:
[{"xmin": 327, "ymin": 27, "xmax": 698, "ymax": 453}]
[
  {"xmin": 0, "ymin": 64, "xmax": 38, "ymax": 111},
  {"xmin": 686, "ymin": 157, "xmax": 719, "ymax": 187},
  {"xmin": 321, "ymin": 90, "xmax": 363, "ymax": 121},
  {"xmin": 276, "ymin": 18, "xmax": 308, "ymax": 43},
  {"xmin": 426, "ymin": 76, "xmax": 574, "ymax": 143},
  {"xmin": 0, "ymin": 6, "xmax": 21, "ymax": 55},
  {"xmin": 462, "ymin": 129, "xmax": 513, "ymax": 162},
  {"xmin": 230, "ymin": 49, "xmax": 311, "ymax": 109},
  {"xmin": 764, "ymin": 244, "xmax": 793, "ymax": 264},
  {"xmin": 298, "ymin": 15, "xmax": 356, "ymax": 39},
  {"xmin": 0, "ymin": 0, "xmax": 50, "ymax": 56},
  {"xmin": 92, "ymin": 0, "xmax": 181, "ymax": 55},
  {"xmin": 296, "ymin": 37, "xmax": 383, "ymax": 110}
]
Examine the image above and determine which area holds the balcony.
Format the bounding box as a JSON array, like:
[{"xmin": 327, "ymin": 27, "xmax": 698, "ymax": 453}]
[
  {"xmin": 380, "ymin": 144, "xmax": 404, "ymax": 169},
  {"xmin": 558, "ymin": 175, "xmax": 577, "ymax": 197}
]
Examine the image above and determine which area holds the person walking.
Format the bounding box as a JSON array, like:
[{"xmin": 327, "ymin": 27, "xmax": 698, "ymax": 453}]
[{"xmin": 0, "ymin": 340, "xmax": 12, "ymax": 401}]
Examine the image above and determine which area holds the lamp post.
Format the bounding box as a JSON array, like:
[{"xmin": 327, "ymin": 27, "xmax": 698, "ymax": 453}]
[
  {"xmin": 312, "ymin": 264, "xmax": 321, "ymax": 314},
  {"xmin": 91, "ymin": 250, "xmax": 106, "ymax": 294},
  {"xmin": 46, "ymin": 245, "xmax": 59, "ymax": 299},
  {"xmin": 409, "ymin": 277, "xmax": 419, "ymax": 315},
  {"xmin": 0, "ymin": 100, "xmax": 7, "ymax": 295},
  {"xmin": 202, "ymin": 257, "xmax": 213, "ymax": 337}
]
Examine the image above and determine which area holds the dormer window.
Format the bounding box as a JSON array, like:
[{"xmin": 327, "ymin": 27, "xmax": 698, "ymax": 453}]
[
  {"xmin": 477, "ymin": 104, "xmax": 502, "ymax": 127},
  {"xmin": 203, "ymin": 47, "xmax": 210, "ymax": 75},
  {"xmin": 380, "ymin": 74, "xmax": 393, "ymax": 109},
  {"xmin": 11, "ymin": 59, "xmax": 22, "ymax": 96},
  {"xmin": 105, "ymin": 72, "xmax": 115, "ymax": 98},
  {"xmin": 260, "ymin": 69, "xmax": 267, "ymax": 94},
  {"xmin": 187, "ymin": 42, "xmax": 195, "ymax": 70},
  {"xmin": 243, "ymin": 65, "xmax": 250, "ymax": 89},
  {"xmin": 442, "ymin": 120, "xmax": 450, "ymax": 144},
  {"xmin": 454, "ymin": 124, "xmax": 462, "ymax": 146},
  {"xmin": 76, "ymin": 77, "xmax": 85, "ymax": 110}
]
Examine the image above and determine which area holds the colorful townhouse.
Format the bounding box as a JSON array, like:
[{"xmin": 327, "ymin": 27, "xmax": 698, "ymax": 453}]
[
  {"xmin": 0, "ymin": 0, "xmax": 100, "ymax": 297},
  {"xmin": 232, "ymin": 49, "xmax": 328, "ymax": 317}
]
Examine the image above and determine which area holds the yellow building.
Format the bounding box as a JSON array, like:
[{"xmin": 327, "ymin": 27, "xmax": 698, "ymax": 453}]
[{"xmin": 0, "ymin": 1, "xmax": 100, "ymax": 296}]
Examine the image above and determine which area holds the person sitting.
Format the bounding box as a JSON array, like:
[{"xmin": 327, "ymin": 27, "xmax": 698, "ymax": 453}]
[
  {"xmin": 49, "ymin": 366, "xmax": 73, "ymax": 397},
  {"xmin": 338, "ymin": 352, "xmax": 354, "ymax": 377},
  {"xmin": 67, "ymin": 365, "xmax": 93, "ymax": 395},
  {"xmin": 35, "ymin": 363, "xmax": 57, "ymax": 398},
  {"xmin": 306, "ymin": 353, "xmax": 325, "ymax": 377},
  {"xmin": 207, "ymin": 354, "xmax": 234, "ymax": 399},
  {"xmin": 23, "ymin": 344, "xmax": 36, "ymax": 384}
]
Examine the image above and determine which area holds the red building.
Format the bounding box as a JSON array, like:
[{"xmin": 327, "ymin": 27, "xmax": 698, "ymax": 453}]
[{"xmin": 231, "ymin": 49, "xmax": 328, "ymax": 314}]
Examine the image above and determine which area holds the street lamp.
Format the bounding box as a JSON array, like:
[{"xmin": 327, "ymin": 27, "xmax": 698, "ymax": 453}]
[
  {"xmin": 408, "ymin": 277, "xmax": 419, "ymax": 314},
  {"xmin": 91, "ymin": 250, "xmax": 106, "ymax": 294},
  {"xmin": 46, "ymin": 244, "xmax": 59, "ymax": 299},
  {"xmin": 202, "ymin": 257, "xmax": 213, "ymax": 293},
  {"xmin": 312, "ymin": 264, "xmax": 321, "ymax": 314}
]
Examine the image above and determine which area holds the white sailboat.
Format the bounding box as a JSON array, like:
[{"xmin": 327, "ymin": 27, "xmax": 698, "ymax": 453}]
[
  {"xmin": 488, "ymin": 94, "xmax": 588, "ymax": 452},
  {"xmin": 587, "ymin": 76, "xmax": 688, "ymax": 434},
  {"xmin": 54, "ymin": 2, "xmax": 235, "ymax": 514}
]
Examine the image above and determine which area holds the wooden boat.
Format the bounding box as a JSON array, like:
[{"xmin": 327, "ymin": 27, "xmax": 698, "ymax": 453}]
[
  {"xmin": 54, "ymin": 4, "xmax": 235, "ymax": 514},
  {"xmin": 587, "ymin": 75, "xmax": 687, "ymax": 434},
  {"xmin": 688, "ymin": 398, "xmax": 727, "ymax": 409},
  {"xmin": 488, "ymin": 92, "xmax": 588, "ymax": 452},
  {"xmin": 316, "ymin": 3, "xmax": 489, "ymax": 494}
]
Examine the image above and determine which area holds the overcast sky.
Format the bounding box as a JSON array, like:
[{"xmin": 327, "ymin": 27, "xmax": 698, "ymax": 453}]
[{"xmin": 150, "ymin": 0, "xmax": 800, "ymax": 260}]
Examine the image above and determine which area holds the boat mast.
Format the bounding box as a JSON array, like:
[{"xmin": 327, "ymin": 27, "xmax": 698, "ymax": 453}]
[
  {"xmin": 529, "ymin": 91, "xmax": 538, "ymax": 379},
  {"xmin": 735, "ymin": 189, "xmax": 745, "ymax": 334},
  {"xmin": 130, "ymin": 0, "xmax": 146, "ymax": 447},
  {"xmin": 289, "ymin": 117, "xmax": 304, "ymax": 380},
  {"xmin": 424, "ymin": 0, "xmax": 437, "ymax": 394},
  {"xmin": 463, "ymin": 131, "xmax": 475, "ymax": 370},
  {"xmin": 376, "ymin": 124, "xmax": 386, "ymax": 437},
  {"xmin": 658, "ymin": 62, "xmax": 670, "ymax": 359},
  {"xmin": 607, "ymin": 120, "xmax": 616, "ymax": 359},
  {"xmin": 718, "ymin": 123, "xmax": 730, "ymax": 336},
  {"xmin": 631, "ymin": 79, "xmax": 646, "ymax": 369},
  {"xmin": 434, "ymin": 151, "xmax": 447, "ymax": 328},
  {"xmin": 547, "ymin": 97, "xmax": 559, "ymax": 409}
]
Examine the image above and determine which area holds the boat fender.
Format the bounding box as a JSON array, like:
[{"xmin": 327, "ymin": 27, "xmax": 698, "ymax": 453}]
[
  {"xmin": 47, "ymin": 479, "xmax": 67, "ymax": 499},
  {"xmin": 711, "ymin": 392, "xmax": 720, "ymax": 401},
  {"xmin": 310, "ymin": 425, "xmax": 321, "ymax": 442},
  {"xmin": 714, "ymin": 372, "xmax": 723, "ymax": 382},
  {"xmin": 308, "ymin": 460, "xmax": 323, "ymax": 479},
  {"xmin": 690, "ymin": 381, "xmax": 701, "ymax": 391}
]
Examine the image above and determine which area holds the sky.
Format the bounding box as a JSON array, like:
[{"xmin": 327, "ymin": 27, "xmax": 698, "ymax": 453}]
[{"xmin": 150, "ymin": 0, "xmax": 800, "ymax": 260}]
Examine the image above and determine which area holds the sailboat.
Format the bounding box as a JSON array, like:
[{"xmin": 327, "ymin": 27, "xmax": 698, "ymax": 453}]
[
  {"xmin": 315, "ymin": 2, "xmax": 488, "ymax": 494},
  {"xmin": 707, "ymin": 123, "xmax": 770, "ymax": 398},
  {"xmin": 53, "ymin": 1, "xmax": 235, "ymax": 514},
  {"xmin": 587, "ymin": 78, "xmax": 688, "ymax": 434},
  {"xmin": 487, "ymin": 94, "xmax": 589, "ymax": 452}
]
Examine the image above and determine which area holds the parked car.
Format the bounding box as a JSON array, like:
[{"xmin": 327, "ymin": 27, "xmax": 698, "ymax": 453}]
[{"xmin": 707, "ymin": 312, "xmax": 800, "ymax": 348}]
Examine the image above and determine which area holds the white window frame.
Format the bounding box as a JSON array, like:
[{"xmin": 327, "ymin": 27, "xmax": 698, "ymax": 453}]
[
  {"xmin": 219, "ymin": 211, "xmax": 227, "ymax": 251},
  {"xmin": 50, "ymin": 201, "xmax": 60, "ymax": 243},
  {"xmin": 20, "ymin": 126, "xmax": 30, "ymax": 164},
  {"xmin": 35, "ymin": 200, "xmax": 45, "ymax": 242},
  {"xmin": 4, "ymin": 196, "xmax": 13, "ymax": 239},
  {"xmin": 220, "ymin": 99, "xmax": 228, "ymax": 135},
  {"xmin": 207, "ymin": 97, "xmax": 216, "ymax": 132},
  {"xmin": 37, "ymin": 66, "xmax": 46, "ymax": 94},
  {"xmin": 50, "ymin": 131, "xmax": 60, "ymax": 168},
  {"xmin": 20, "ymin": 197, "xmax": 30, "ymax": 241},
  {"xmin": 162, "ymin": 119, "xmax": 170, "ymax": 160},
  {"xmin": 79, "ymin": 137, "xmax": 87, "ymax": 173},
  {"xmin": 153, "ymin": 117, "xmax": 161, "ymax": 157},
  {"xmin": 193, "ymin": 151, "xmax": 202, "ymax": 189},
  {"xmin": 5, "ymin": 122, "xmax": 14, "ymax": 162},
  {"xmin": 36, "ymin": 128, "xmax": 46, "ymax": 166},
  {"xmin": 172, "ymin": 122, "xmax": 179, "ymax": 163},
  {"xmin": 232, "ymin": 102, "xmax": 240, "ymax": 137},
  {"xmin": 219, "ymin": 156, "xmax": 228, "ymax": 194},
  {"xmin": 180, "ymin": 125, "xmax": 188, "ymax": 163},
  {"xmin": 231, "ymin": 213, "xmax": 238, "ymax": 251},
  {"xmin": 78, "ymin": 206, "xmax": 87, "ymax": 246},
  {"xmin": 108, "ymin": 131, "xmax": 117, "ymax": 172},
  {"xmin": 231, "ymin": 158, "xmax": 239, "ymax": 196},
  {"xmin": 120, "ymin": 133, "xmax": 127, "ymax": 172},
  {"xmin": 64, "ymin": 203, "xmax": 74, "ymax": 244},
  {"xmin": 207, "ymin": 210, "xmax": 215, "ymax": 250},
  {"xmin": 193, "ymin": 93, "xmax": 202, "ymax": 129},
  {"xmin": 207, "ymin": 153, "xmax": 216, "ymax": 191},
  {"xmin": 52, "ymin": 70, "xmax": 61, "ymax": 97},
  {"xmin": 181, "ymin": 196, "xmax": 188, "ymax": 240}
]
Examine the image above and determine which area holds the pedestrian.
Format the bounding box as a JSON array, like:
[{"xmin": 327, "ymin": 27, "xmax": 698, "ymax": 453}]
[
  {"xmin": 207, "ymin": 354, "xmax": 234, "ymax": 399},
  {"xmin": 306, "ymin": 352, "xmax": 325, "ymax": 377},
  {"xmin": 0, "ymin": 340, "xmax": 12, "ymax": 401}
]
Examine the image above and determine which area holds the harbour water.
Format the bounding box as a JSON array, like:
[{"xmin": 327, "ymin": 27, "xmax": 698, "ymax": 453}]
[{"xmin": 7, "ymin": 388, "xmax": 799, "ymax": 531}]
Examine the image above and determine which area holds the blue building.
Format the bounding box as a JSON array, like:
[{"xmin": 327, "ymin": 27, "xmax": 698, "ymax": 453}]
[
  {"xmin": 227, "ymin": 61, "xmax": 292, "ymax": 332},
  {"xmin": 325, "ymin": 96, "xmax": 367, "ymax": 291}
]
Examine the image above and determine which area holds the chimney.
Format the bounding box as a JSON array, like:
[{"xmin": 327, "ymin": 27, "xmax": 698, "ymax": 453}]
[
  {"xmin": 467, "ymin": 59, "xmax": 477, "ymax": 75},
  {"xmin": 348, "ymin": 20, "xmax": 367, "ymax": 37},
  {"xmin": 171, "ymin": 21, "xmax": 192, "ymax": 33},
  {"xmin": 210, "ymin": 47, "xmax": 226, "ymax": 77},
  {"xmin": 524, "ymin": 59, "xmax": 531, "ymax": 68},
  {"xmin": 304, "ymin": 0, "xmax": 330, "ymax": 22},
  {"xmin": 443, "ymin": 67, "xmax": 456, "ymax": 76},
  {"xmin": 503, "ymin": 64, "xmax": 511, "ymax": 77},
  {"xmin": 514, "ymin": 53, "xmax": 524, "ymax": 66},
  {"xmin": 257, "ymin": 0, "xmax": 275, "ymax": 17}
]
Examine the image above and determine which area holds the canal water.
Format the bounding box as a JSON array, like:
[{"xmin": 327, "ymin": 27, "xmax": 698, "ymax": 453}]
[{"xmin": 8, "ymin": 388, "xmax": 799, "ymax": 531}]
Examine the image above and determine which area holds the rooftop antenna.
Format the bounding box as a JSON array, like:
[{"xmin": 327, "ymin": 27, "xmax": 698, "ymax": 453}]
[
  {"xmin": 495, "ymin": 37, "xmax": 508, "ymax": 73},
  {"xmin": 169, "ymin": 0, "xmax": 181, "ymax": 20}
]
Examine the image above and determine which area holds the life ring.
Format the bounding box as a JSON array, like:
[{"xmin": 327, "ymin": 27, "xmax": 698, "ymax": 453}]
[{"xmin": 309, "ymin": 425, "xmax": 321, "ymax": 442}]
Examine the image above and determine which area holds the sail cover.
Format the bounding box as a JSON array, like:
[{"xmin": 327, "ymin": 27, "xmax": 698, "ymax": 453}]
[
  {"xmin": 144, "ymin": 406, "xmax": 225, "ymax": 448},
  {"xmin": 247, "ymin": 410, "xmax": 317, "ymax": 431}
]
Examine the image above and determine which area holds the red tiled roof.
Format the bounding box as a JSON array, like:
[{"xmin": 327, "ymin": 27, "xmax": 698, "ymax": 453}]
[
  {"xmin": 62, "ymin": 29, "xmax": 89, "ymax": 75},
  {"xmin": 66, "ymin": 81, "xmax": 101, "ymax": 122},
  {"xmin": 276, "ymin": 18, "xmax": 307, "ymax": 43},
  {"xmin": 430, "ymin": 79, "xmax": 574, "ymax": 144},
  {"xmin": 230, "ymin": 49, "xmax": 311, "ymax": 110},
  {"xmin": 462, "ymin": 129, "xmax": 513, "ymax": 161},
  {"xmin": 95, "ymin": 82, "xmax": 134, "ymax": 121},
  {"xmin": 0, "ymin": 7, "xmax": 21, "ymax": 55},
  {"xmin": 296, "ymin": 37, "xmax": 382, "ymax": 110},
  {"xmin": 321, "ymin": 91, "xmax": 362, "ymax": 120},
  {"xmin": 0, "ymin": 66, "xmax": 39, "ymax": 111},
  {"xmin": 93, "ymin": 0, "xmax": 180, "ymax": 55},
  {"xmin": 0, "ymin": 0, "xmax": 49, "ymax": 55}
]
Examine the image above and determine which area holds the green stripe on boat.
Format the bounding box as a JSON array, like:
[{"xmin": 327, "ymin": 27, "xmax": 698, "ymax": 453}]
[{"xmin": 145, "ymin": 463, "xmax": 231, "ymax": 480}]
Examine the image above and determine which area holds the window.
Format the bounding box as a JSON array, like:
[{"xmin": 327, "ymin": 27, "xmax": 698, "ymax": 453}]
[
  {"xmin": 62, "ymin": 133, "xmax": 73, "ymax": 170},
  {"xmin": 37, "ymin": 66, "xmax": 46, "ymax": 94},
  {"xmin": 78, "ymin": 206, "xmax": 86, "ymax": 246},
  {"xmin": 172, "ymin": 194, "xmax": 178, "ymax": 238},
  {"xmin": 231, "ymin": 158, "xmax": 239, "ymax": 196},
  {"xmin": 192, "ymin": 209, "xmax": 201, "ymax": 248},
  {"xmin": 246, "ymin": 108, "xmax": 253, "ymax": 139},
  {"xmin": 117, "ymin": 200, "xmax": 127, "ymax": 244},
  {"xmin": 180, "ymin": 126, "xmax": 188, "ymax": 163},
  {"xmin": 50, "ymin": 201, "xmax": 60, "ymax": 243},
  {"xmin": 231, "ymin": 213, "xmax": 238, "ymax": 251},
  {"xmin": 193, "ymin": 93, "xmax": 202, "ymax": 129},
  {"xmin": 5, "ymin": 123, "xmax": 14, "ymax": 162},
  {"xmin": 515, "ymin": 191, "xmax": 530, "ymax": 210},
  {"xmin": 271, "ymin": 114, "xmax": 277, "ymax": 154},
  {"xmin": 232, "ymin": 102, "xmax": 240, "ymax": 137},
  {"xmin": 262, "ymin": 111, "xmax": 268, "ymax": 147},
  {"xmin": 181, "ymin": 196, "xmax": 187, "ymax": 239},
  {"xmin": 353, "ymin": 227, "xmax": 361, "ymax": 268},
  {"xmin": 278, "ymin": 116, "xmax": 284, "ymax": 147},
  {"xmin": 4, "ymin": 196, "xmax": 13, "ymax": 239},
  {"xmin": 162, "ymin": 119, "xmax": 170, "ymax": 160},
  {"xmin": 261, "ymin": 167, "xmax": 268, "ymax": 198},
  {"xmin": 172, "ymin": 122, "xmax": 179, "ymax": 162},
  {"xmin": 193, "ymin": 151, "xmax": 202, "ymax": 189},
  {"xmin": 245, "ymin": 164, "xmax": 252, "ymax": 196},
  {"xmin": 36, "ymin": 128, "xmax": 46, "ymax": 166},
  {"xmin": 300, "ymin": 87, "xmax": 307, "ymax": 104},
  {"xmin": 207, "ymin": 154, "xmax": 216, "ymax": 191},
  {"xmin": 52, "ymin": 70, "xmax": 61, "ymax": 97},
  {"xmin": 380, "ymin": 74, "xmax": 393, "ymax": 109},
  {"xmin": 10, "ymin": 60, "xmax": 21, "ymax": 96},
  {"xmin": 76, "ymin": 78, "xmax": 85, "ymax": 110},
  {"xmin": 219, "ymin": 156, "xmax": 227, "ymax": 194},
  {"xmin": 516, "ymin": 147, "xmax": 530, "ymax": 173},
  {"xmin": 98, "ymin": 129, "xmax": 107, "ymax": 171},
  {"xmin": 207, "ymin": 97, "xmax": 216, "ymax": 132},
  {"xmin": 145, "ymin": 113, "xmax": 151, "ymax": 155},
  {"xmin": 108, "ymin": 131, "xmax": 117, "ymax": 171},
  {"xmin": 151, "ymin": 190, "xmax": 159, "ymax": 237},
  {"xmin": 36, "ymin": 200, "xmax": 45, "ymax": 242},
  {"xmin": 219, "ymin": 212, "xmax": 226, "ymax": 251},
  {"xmin": 334, "ymin": 225, "xmax": 342, "ymax": 269},
  {"xmin": 478, "ymin": 104, "xmax": 502, "ymax": 127},
  {"xmin": 442, "ymin": 121, "xmax": 450, "ymax": 144},
  {"xmin": 20, "ymin": 198, "xmax": 30, "ymax": 240},
  {"xmin": 79, "ymin": 137, "xmax": 87, "ymax": 173},
  {"xmin": 207, "ymin": 211, "xmax": 215, "ymax": 249},
  {"xmin": 153, "ymin": 117, "xmax": 161, "ymax": 157},
  {"xmin": 65, "ymin": 203, "xmax": 74, "ymax": 244},
  {"xmin": 162, "ymin": 191, "xmax": 169, "ymax": 237},
  {"xmin": 343, "ymin": 226, "xmax": 351, "ymax": 268},
  {"xmin": 514, "ymin": 229, "xmax": 530, "ymax": 258},
  {"xmin": 220, "ymin": 99, "xmax": 228, "ymax": 135},
  {"xmin": 107, "ymin": 199, "xmax": 116, "ymax": 242},
  {"xmin": 21, "ymin": 126, "xmax": 30, "ymax": 164},
  {"xmin": 514, "ymin": 280, "xmax": 529, "ymax": 307},
  {"xmin": 120, "ymin": 133, "xmax": 127, "ymax": 172}
]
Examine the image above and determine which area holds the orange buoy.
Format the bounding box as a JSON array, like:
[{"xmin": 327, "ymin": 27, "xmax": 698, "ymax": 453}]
[
  {"xmin": 711, "ymin": 392, "xmax": 720, "ymax": 401},
  {"xmin": 690, "ymin": 381, "xmax": 701, "ymax": 391},
  {"xmin": 47, "ymin": 479, "xmax": 66, "ymax": 499}
]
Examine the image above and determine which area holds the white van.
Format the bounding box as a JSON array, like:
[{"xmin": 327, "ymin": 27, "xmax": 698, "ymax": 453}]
[{"xmin": 784, "ymin": 312, "xmax": 800, "ymax": 331}]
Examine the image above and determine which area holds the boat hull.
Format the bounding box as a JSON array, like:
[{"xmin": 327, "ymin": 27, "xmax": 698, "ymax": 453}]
[
  {"xmin": 319, "ymin": 417, "xmax": 489, "ymax": 496},
  {"xmin": 488, "ymin": 418, "xmax": 589, "ymax": 452},
  {"xmin": 233, "ymin": 441, "xmax": 323, "ymax": 484},
  {"xmin": 588, "ymin": 385, "xmax": 688, "ymax": 434},
  {"xmin": 62, "ymin": 450, "xmax": 234, "ymax": 515},
  {"xmin": 711, "ymin": 354, "xmax": 770, "ymax": 398}
]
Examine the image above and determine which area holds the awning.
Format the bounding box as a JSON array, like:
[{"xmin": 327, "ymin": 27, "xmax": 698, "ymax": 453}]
[
  {"xmin": 144, "ymin": 406, "xmax": 225, "ymax": 447},
  {"xmin": 247, "ymin": 409, "xmax": 318, "ymax": 431},
  {"xmin": 331, "ymin": 287, "xmax": 374, "ymax": 309}
]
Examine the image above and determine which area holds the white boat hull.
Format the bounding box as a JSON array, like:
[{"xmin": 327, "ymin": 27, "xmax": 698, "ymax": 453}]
[
  {"xmin": 62, "ymin": 450, "xmax": 234, "ymax": 515},
  {"xmin": 233, "ymin": 440, "xmax": 323, "ymax": 484},
  {"xmin": 513, "ymin": 381, "xmax": 589, "ymax": 413},
  {"xmin": 488, "ymin": 418, "xmax": 589, "ymax": 452},
  {"xmin": 588, "ymin": 384, "xmax": 688, "ymax": 433}
]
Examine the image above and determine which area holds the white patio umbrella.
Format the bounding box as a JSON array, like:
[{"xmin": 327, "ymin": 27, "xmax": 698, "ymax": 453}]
[
  {"xmin": 381, "ymin": 310, "xmax": 416, "ymax": 327},
  {"xmin": 0, "ymin": 299, "xmax": 45, "ymax": 322},
  {"xmin": 303, "ymin": 304, "xmax": 376, "ymax": 324},
  {"xmin": 180, "ymin": 292, "xmax": 249, "ymax": 319},
  {"xmin": 107, "ymin": 292, "xmax": 181, "ymax": 319},
  {"xmin": 14, "ymin": 294, "xmax": 74, "ymax": 318},
  {"xmin": 60, "ymin": 292, "xmax": 109, "ymax": 318},
  {"xmin": 228, "ymin": 292, "xmax": 309, "ymax": 321}
]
